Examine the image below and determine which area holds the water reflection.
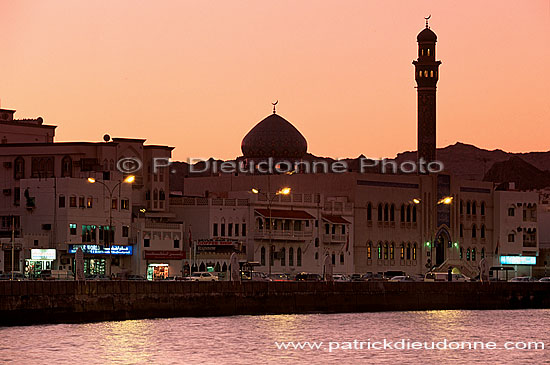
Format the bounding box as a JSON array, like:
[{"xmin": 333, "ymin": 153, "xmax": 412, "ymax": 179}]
[{"xmin": 0, "ymin": 310, "xmax": 549, "ymax": 364}]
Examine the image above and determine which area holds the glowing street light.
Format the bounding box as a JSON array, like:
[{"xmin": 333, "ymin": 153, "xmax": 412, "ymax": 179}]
[
  {"xmin": 87, "ymin": 175, "xmax": 135, "ymax": 277},
  {"xmin": 251, "ymin": 186, "xmax": 292, "ymax": 275},
  {"xmin": 438, "ymin": 196, "xmax": 453, "ymax": 205}
]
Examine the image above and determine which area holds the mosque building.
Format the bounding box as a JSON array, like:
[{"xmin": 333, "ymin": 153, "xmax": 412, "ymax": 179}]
[{"xmin": 175, "ymin": 21, "xmax": 538, "ymax": 278}]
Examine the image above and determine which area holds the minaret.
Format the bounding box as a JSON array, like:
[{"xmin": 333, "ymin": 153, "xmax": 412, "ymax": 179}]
[{"xmin": 413, "ymin": 17, "xmax": 441, "ymax": 166}]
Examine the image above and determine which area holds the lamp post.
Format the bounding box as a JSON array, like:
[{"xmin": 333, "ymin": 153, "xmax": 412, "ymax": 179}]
[
  {"xmin": 251, "ymin": 187, "xmax": 291, "ymax": 275},
  {"xmin": 413, "ymin": 196, "xmax": 453, "ymax": 271},
  {"xmin": 87, "ymin": 175, "xmax": 135, "ymax": 277}
]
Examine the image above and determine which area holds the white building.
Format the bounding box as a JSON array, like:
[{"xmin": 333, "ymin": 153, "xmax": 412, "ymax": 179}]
[{"xmin": 0, "ymin": 108, "xmax": 183, "ymax": 279}]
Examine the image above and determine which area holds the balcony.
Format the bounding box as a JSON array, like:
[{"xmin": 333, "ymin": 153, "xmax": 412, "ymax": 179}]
[
  {"xmin": 322, "ymin": 234, "xmax": 347, "ymax": 244},
  {"xmin": 254, "ymin": 229, "xmax": 312, "ymax": 241},
  {"xmin": 144, "ymin": 222, "xmax": 182, "ymax": 230}
]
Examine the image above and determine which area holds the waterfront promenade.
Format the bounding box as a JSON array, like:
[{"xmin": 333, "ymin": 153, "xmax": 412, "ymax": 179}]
[{"xmin": 1, "ymin": 281, "xmax": 549, "ymax": 326}]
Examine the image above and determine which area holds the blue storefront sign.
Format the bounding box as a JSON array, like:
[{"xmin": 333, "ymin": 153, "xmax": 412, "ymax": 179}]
[
  {"xmin": 500, "ymin": 256, "xmax": 536, "ymax": 265},
  {"xmin": 68, "ymin": 244, "xmax": 133, "ymax": 256}
]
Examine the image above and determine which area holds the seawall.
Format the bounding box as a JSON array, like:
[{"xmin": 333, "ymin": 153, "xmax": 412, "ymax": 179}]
[{"xmin": 1, "ymin": 281, "xmax": 549, "ymax": 326}]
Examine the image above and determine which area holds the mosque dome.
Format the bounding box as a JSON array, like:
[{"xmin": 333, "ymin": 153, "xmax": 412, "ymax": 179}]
[
  {"xmin": 417, "ymin": 27, "xmax": 437, "ymax": 42},
  {"xmin": 241, "ymin": 113, "xmax": 308, "ymax": 159}
]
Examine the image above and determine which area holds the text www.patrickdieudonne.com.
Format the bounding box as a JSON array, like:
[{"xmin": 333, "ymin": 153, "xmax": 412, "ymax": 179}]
[{"xmin": 274, "ymin": 339, "xmax": 547, "ymax": 352}]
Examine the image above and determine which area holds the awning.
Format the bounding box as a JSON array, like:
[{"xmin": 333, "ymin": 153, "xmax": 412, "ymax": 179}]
[
  {"xmin": 255, "ymin": 209, "xmax": 315, "ymax": 220},
  {"xmin": 322, "ymin": 215, "xmax": 350, "ymax": 224}
]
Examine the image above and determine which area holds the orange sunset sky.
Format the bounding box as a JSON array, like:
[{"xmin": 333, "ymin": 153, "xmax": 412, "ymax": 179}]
[{"xmin": 1, "ymin": 1, "xmax": 549, "ymax": 162}]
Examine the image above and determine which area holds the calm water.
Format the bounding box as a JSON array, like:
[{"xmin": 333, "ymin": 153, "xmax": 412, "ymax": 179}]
[{"xmin": 1, "ymin": 310, "xmax": 549, "ymax": 364}]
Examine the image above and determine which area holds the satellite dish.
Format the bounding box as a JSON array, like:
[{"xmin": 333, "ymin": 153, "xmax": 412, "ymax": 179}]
[{"xmin": 103, "ymin": 134, "xmax": 110, "ymax": 142}]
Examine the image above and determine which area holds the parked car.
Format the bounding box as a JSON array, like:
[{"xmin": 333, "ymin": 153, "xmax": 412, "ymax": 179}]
[
  {"xmin": 242, "ymin": 271, "xmax": 271, "ymax": 281},
  {"xmin": 424, "ymin": 272, "xmax": 470, "ymax": 282},
  {"xmin": 126, "ymin": 275, "xmax": 147, "ymax": 280},
  {"xmin": 86, "ymin": 274, "xmax": 110, "ymax": 281},
  {"xmin": 365, "ymin": 273, "xmax": 388, "ymax": 282},
  {"xmin": 268, "ymin": 273, "xmax": 291, "ymax": 282},
  {"xmin": 332, "ymin": 274, "xmax": 350, "ymax": 282},
  {"xmin": 350, "ymin": 273, "xmax": 366, "ymax": 282},
  {"xmin": 389, "ymin": 275, "xmax": 415, "ymax": 282},
  {"xmin": 294, "ymin": 272, "xmax": 323, "ymax": 282},
  {"xmin": 539, "ymin": 277, "xmax": 550, "ymax": 282},
  {"xmin": 508, "ymin": 276, "xmax": 537, "ymax": 282},
  {"xmin": 190, "ymin": 272, "xmax": 218, "ymax": 281},
  {"xmin": 0, "ymin": 272, "xmax": 24, "ymax": 280}
]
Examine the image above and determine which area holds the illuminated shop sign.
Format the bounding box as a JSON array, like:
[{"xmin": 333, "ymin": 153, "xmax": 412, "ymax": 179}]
[
  {"xmin": 500, "ymin": 256, "xmax": 536, "ymax": 265},
  {"xmin": 68, "ymin": 245, "xmax": 133, "ymax": 256},
  {"xmin": 31, "ymin": 249, "xmax": 56, "ymax": 260}
]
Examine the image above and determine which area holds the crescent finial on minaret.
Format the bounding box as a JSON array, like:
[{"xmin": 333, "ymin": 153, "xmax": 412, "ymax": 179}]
[
  {"xmin": 425, "ymin": 15, "xmax": 431, "ymax": 28},
  {"xmin": 272, "ymin": 100, "xmax": 278, "ymax": 114}
]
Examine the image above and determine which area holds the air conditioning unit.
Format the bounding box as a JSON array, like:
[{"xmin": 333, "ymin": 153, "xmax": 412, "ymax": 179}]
[{"xmin": 3, "ymin": 162, "xmax": 12, "ymax": 168}]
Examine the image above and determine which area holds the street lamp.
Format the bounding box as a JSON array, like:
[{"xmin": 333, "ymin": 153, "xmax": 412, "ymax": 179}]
[
  {"xmin": 251, "ymin": 186, "xmax": 291, "ymax": 275},
  {"xmin": 88, "ymin": 175, "xmax": 135, "ymax": 277}
]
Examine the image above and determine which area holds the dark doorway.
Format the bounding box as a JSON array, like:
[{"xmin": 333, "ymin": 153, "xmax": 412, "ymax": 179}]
[{"xmin": 435, "ymin": 230, "xmax": 450, "ymax": 267}]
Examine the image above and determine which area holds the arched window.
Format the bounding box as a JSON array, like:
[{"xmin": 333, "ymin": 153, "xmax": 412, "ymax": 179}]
[
  {"xmin": 460, "ymin": 224, "xmax": 464, "ymax": 237},
  {"xmin": 331, "ymin": 253, "xmax": 336, "ymax": 265},
  {"xmin": 367, "ymin": 203, "xmax": 372, "ymax": 221},
  {"xmin": 406, "ymin": 205, "xmax": 411, "ymax": 222},
  {"xmin": 377, "ymin": 242, "xmax": 382, "ymax": 259},
  {"xmin": 421, "ymin": 49, "xmax": 424, "ymax": 56},
  {"xmin": 109, "ymin": 159, "xmax": 115, "ymax": 171},
  {"xmin": 390, "ymin": 204, "xmax": 395, "ymax": 222},
  {"xmin": 424, "ymin": 70, "xmax": 428, "ymax": 77},
  {"xmin": 481, "ymin": 225, "xmax": 486, "ymax": 239},
  {"xmin": 466, "ymin": 248, "xmax": 471, "ymax": 261},
  {"xmin": 427, "ymin": 48, "xmax": 430, "ymax": 56},
  {"xmin": 466, "ymin": 201, "xmax": 471, "ymax": 214},
  {"xmin": 419, "ymin": 70, "xmax": 423, "ymax": 77},
  {"xmin": 400, "ymin": 243, "xmax": 405, "ymax": 260},
  {"xmin": 61, "ymin": 156, "xmax": 72, "ymax": 177},
  {"xmin": 412, "ymin": 243, "xmax": 417, "ymax": 260},
  {"xmin": 406, "ymin": 243, "xmax": 411, "ymax": 260},
  {"xmin": 400, "ymin": 204, "xmax": 405, "ymax": 222},
  {"xmin": 460, "ymin": 247, "xmax": 463, "ymax": 260},
  {"xmin": 430, "ymin": 70, "xmax": 434, "ymax": 77},
  {"xmin": 383, "ymin": 242, "xmax": 388, "ymax": 260},
  {"xmin": 481, "ymin": 248, "xmax": 485, "ymax": 259},
  {"xmin": 340, "ymin": 253, "xmax": 344, "ymax": 264},
  {"xmin": 460, "ymin": 200, "xmax": 464, "ymax": 214},
  {"xmin": 390, "ymin": 242, "xmax": 395, "ymax": 260},
  {"xmin": 297, "ymin": 248, "xmax": 302, "ymax": 266},
  {"xmin": 325, "ymin": 223, "xmax": 330, "ymax": 234},
  {"xmin": 472, "ymin": 224, "xmax": 477, "ymax": 238},
  {"xmin": 261, "ymin": 247, "xmax": 266, "ymax": 266},
  {"xmin": 384, "ymin": 204, "xmax": 389, "ymax": 222},
  {"xmin": 412, "ymin": 206, "xmax": 417, "ymax": 223},
  {"xmin": 377, "ymin": 203, "xmax": 383, "ymax": 221},
  {"xmin": 289, "ymin": 247, "xmax": 294, "ymax": 266},
  {"xmin": 367, "ymin": 242, "xmax": 372, "ymax": 260},
  {"xmin": 103, "ymin": 159, "xmax": 109, "ymax": 170},
  {"xmin": 481, "ymin": 202, "xmax": 486, "ymax": 216},
  {"xmin": 159, "ymin": 190, "xmax": 165, "ymax": 201},
  {"xmin": 508, "ymin": 233, "xmax": 515, "ymax": 242},
  {"xmin": 472, "ymin": 201, "xmax": 477, "ymax": 215},
  {"xmin": 280, "ymin": 247, "xmax": 286, "ymax": 266},
  {"xmin": 314, "ymin": 237, "xmax": 319, "ymax": 247},
  {"xmin": 153, "ymin": 189, "xmax": 159, "ymax": 200},
  {"xmin": 14, "ymin": 156, "xmax": 25, "ymax": 179},
  {"xmin": 472, "ymin": 248, "xmax": 477, "ymax": 261}
]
